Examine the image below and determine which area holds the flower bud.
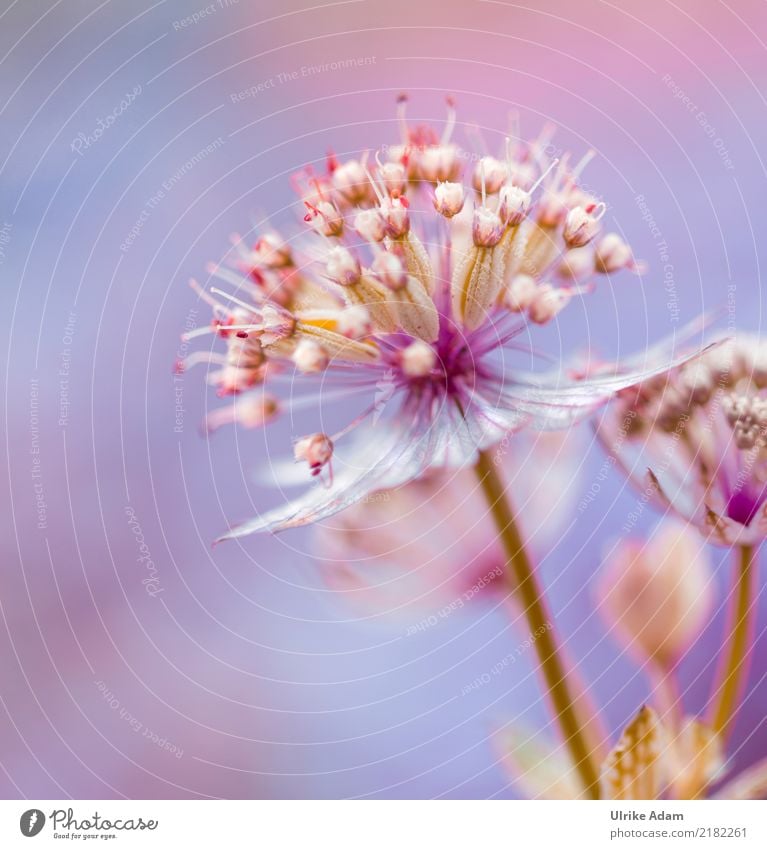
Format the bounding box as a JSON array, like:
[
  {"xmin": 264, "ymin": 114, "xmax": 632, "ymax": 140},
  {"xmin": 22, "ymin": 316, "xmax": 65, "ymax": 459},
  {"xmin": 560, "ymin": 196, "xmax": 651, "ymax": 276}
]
[
  {"xmin": 419, "ymin": 144, "xmax": 459, "ymax": 182},
  {"xmin": 564, "ymin": 203, "xmax": 604, "ymax": 248},
  {"xmin": 379, "ymin": 160, "xmax": 407, "ymax": 197},
  {"xmin": 597, "ymin": 521, "xmax": 713, "ymax": 666},
  {"xmin": 372, "ymin": 251, "xmax": 408, "ymax": 290},
  {"xmin": 253, "ymin": 233, "xmax": 292, "ymax": 268},
  {"xmin": 294, "ymin": 432, "xmax": 334, "ymax": 476},
  {"xmin": 332, "ymin": 159, "xmax": 372, "ymax": 205},
  {"xmin": 472, "ymin": 156, "xmax": 507, "ymax": 194},
  {"xmin": 400, "ymin": 340, "xmax": 437, "ymax": 377},
  {"xmin": 292, "ymin": 338, "xmax": 329, "ymax": 373},
  {"xmin": 204, "ymin": 392, "xmax": 280, "ymax": 433},
  {"xmin": 354, "ymin": 208, "xmax": 386, "ymax": 243},
  {"xmin": 336, "ymin": 305, "xmax": 372, "ymax": 340},
  {"xmin": 381, "ymin": 196, "xmax": 410, "ymax": 238},
  {"xmin": 259, "ymin": 304, "xmax": 296, "ymax": 346},
  {"xmin": 498, "ymin": 184, "xmax": 531, "ymax": 226},
  {"xmin": 595, "ymin": 232, "xmax": 635, "ymax": 273},
  {"xmin": 326, "ymin": 246, "xmax": 361, "ymax": 286},
  {"xmin": 527, "ymin": 284, "xmax": 571, "ymax": 324},
  {"xmin": 472, "ymin": 206, "xmax": 503, "ymax": 247},
  {"xmin": 557, "ymin": 248, "xmax": 594, "ymax": 282},
  {"xmin": 433, "ymin": 181, "xmax": 465, "ymax": 218},
  {"xmin": 307, "ymin": 200, "xmax": 343, "ymax": 237},
  {"xmin": 506, "ymin": 274, "xmax": 538, "ymax": 312}
]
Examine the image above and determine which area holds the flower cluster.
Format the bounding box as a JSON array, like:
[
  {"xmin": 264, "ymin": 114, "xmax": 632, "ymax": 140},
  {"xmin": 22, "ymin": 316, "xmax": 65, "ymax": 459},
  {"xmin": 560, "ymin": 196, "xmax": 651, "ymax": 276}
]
[
  {"xmin": 599, "ymin": 335, "xmax": 767, "ymax": 545},
  {"xmin": 182, "ymin": 98, "xmax": 681, "ymax": 541}
]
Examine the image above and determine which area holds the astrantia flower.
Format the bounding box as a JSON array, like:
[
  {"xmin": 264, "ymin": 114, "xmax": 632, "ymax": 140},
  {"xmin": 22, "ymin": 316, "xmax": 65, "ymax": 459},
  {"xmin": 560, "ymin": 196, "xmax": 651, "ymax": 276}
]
[
  {"xmin": 182, "ymin": 97, "xmax": 690, "ymax": 541},
  {"xmin": 598, "ymin": 334, "xmax": 767, "ymax": 545}
]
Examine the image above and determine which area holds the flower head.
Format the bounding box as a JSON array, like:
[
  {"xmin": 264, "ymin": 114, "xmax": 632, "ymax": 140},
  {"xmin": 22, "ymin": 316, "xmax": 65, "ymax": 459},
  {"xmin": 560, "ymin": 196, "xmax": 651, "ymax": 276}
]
[
  {"xmin": 598, "ymin": 334, "xmax": 767, "ymax": 545},
  {"xmin": 181, "ymin": 98, "xmax": 691, "ymax": 541}
]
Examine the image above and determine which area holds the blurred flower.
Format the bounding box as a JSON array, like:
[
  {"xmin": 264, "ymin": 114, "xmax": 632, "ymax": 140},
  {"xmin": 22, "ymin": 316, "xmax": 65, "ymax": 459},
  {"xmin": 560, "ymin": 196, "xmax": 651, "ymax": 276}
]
[
  {"xmin": 597, "ymin": 520, "xmax": 714, "ymax": 668},
  {"xmin": 315, "ymin": 428, "xmax": 585, "ymax": 620},
  {"xmin": 598, "ymin": 335, "xmax": 767, "ymax": 546},
  {"xmin": 182, "ymin": 98, "xmax": 693, "ymax": 542},
  {"xmin": 497, "ymin": 705, "xmax": 726, "ymax": 800}
]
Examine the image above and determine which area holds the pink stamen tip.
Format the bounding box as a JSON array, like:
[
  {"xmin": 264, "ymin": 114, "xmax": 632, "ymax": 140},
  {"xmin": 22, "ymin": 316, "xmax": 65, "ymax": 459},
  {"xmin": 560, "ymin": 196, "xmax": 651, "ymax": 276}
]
[{"xmin": 236, "ymin": 331, "xmax": 248, "ymax": 339}]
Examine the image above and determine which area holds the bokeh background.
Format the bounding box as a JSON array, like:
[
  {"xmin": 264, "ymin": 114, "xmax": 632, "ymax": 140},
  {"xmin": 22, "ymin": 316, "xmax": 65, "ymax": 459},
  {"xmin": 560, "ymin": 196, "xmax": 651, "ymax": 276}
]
[{"xmin": 1, "ymin": 0, "xmax": 766, "ymax": 798}]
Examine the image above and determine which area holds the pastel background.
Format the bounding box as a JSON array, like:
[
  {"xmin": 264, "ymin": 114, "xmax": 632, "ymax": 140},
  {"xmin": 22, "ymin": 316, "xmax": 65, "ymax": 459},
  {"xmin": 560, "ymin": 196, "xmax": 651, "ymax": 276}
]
[{"xmin": 1, "ymin": 0, "xmax": 765, "ymax": 798}]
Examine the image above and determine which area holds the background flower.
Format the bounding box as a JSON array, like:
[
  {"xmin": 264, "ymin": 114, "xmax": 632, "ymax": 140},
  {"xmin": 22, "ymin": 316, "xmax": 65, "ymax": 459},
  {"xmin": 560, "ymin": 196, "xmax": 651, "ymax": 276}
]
[{"xmin": 315, "ymin": 428, "xmax": 586, "ymax": 623}]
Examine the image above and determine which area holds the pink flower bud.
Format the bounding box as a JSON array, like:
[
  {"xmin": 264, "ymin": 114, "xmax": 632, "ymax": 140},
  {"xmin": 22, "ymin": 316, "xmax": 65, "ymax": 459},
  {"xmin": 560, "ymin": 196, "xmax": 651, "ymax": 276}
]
[
  {"xmin": 472, "ymin": 206, "xmax": 504, "ymax": 247},
  {"xmin": 597, "ymin": 521, "xmax": 713, "ymax": 666},
  {"xmin": 372, "ymin": 251, "xmax": 408, "ymax": 290},
  {"xmin": 419, "ymin": 144, "xmax": 459, "ymax": 183},
  {"xmin": 204, "ymin": 393, "xmax": 280, "ymax": 433},
  {"xmin": 506, "ymin": 274, "xmax": 538, "ymax": 312},
  {"xmin": 557, "ymin": 248, "xmax": 594, "ymax": 282},
  {"xmin": 400, "ymin": 340, "xmax": 437, "ymax": 377},
  {"xmin": 379, "ymin": 160, "xmax": 407, "ymax": 197},
  {"xmin": 253, "ymin": 233, "xmax": 292, "ymax": 268},
  {"xmin": 381, "ymin": 196, "xmax": 410, "ymax": 238},
  {"xmin": 472, "ymin": 156, "xmax": 507, "ymax": 194},
  {"xmin": 527, "ymin": 284, "xmax": 571, "ymax": 324},
  {"xmin": 326, "ymin": 246, "xmax": 361, "ymax": 286},
  {"xmin": 594, "ymin": 232, "xmax": 635, "ymax": 273},
  {"xmin": 563, "ymin": 203, "xmax": 605, "ymax": 248},
  {"xmin": 294, "ymin": 433, "xmax": 334, "ymax": 476},
  {"xmin": 332, "ymin": 159, "xmax": 372, "ymax": 205},
  {"xmin": 259, "ymin": 304, "xmax": 296, "ymax": 345},
  {"xmin": 498, "ymin": 184, "xmax": 532, "ymax": 226},
  {"xmin": 292, "ymin": 339, "xmax": 329, "ymax": 373},
  {"xmin": 306, "ymin": 200, "xmax": 343, "ymax": 237},
  {"xmin": 336, "ymin": 305, "xmax": 372, "ymax": 339},
  {"xmin": 433, "ymin": 181, "xmax": 465, "ymax": 218},
  {"xmin": 354, "ymin": 209, "xmax": 386, "ymax": 243}
]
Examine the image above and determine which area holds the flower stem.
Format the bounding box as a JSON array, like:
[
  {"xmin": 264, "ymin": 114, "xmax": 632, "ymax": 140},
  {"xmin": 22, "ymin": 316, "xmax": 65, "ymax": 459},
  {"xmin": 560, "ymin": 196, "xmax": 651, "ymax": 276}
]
[
  {"xmin": 710, "ymin": 543, "xmax": 758, "ymax": 740},
  {"xmin": 474, "ymin": 447, "xmax": 602, "ymax": 799}
]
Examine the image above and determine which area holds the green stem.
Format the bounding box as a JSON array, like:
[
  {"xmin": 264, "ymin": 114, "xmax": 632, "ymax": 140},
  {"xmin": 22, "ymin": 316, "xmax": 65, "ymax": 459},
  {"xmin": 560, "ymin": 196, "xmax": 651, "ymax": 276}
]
[
  {"xmin": 474, "ymin": 447, "xmax": 602, "ymax": 799},
  {"xmin": 710, "ymin": 544, "xmax": 758, "ymax": 740}
]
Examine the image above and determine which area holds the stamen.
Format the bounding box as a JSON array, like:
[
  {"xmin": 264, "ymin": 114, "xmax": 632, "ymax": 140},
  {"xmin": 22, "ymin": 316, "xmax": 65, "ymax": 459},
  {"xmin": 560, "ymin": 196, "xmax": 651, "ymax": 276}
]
[
  {"xmin": 209, "ymin": 287, "xmax": 259, "ymax": 314},
  {"xmin": 572, "ymin": 149, "xmax": 596, "ymax": 180},
  {"xmin": 441, "ymin": 95, "xmax": 456, "ymax": 145},
  {"xmin": 530, "ymin": 157, "xmax": 560, "ymax": 194},
  {"xmin": 396, "ymin": 93, "xmax": 408, "ymax": 143},
  {"xmin": 206, "ymin": 261, "xmax": 251, "ymax": 291},
  {"xmin": 363, "ymin": 163, "xmax": 386, "ymax": 205},
  {"xmin": 189, "ymin": 278, "xmax": 223, "ymax": 310}
]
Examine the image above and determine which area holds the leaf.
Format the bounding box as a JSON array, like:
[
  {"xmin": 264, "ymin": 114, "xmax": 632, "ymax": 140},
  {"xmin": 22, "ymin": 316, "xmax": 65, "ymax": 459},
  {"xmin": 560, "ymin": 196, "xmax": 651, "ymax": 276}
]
[{"xmin": 601, "ymin": 705, "xmax": 664, "ymax": 800}]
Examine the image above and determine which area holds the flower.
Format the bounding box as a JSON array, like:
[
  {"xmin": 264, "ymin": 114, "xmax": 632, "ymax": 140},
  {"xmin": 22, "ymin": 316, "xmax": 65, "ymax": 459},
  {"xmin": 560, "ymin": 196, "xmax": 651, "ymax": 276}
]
[
  {"xmin": 181, "ymin": 97, "xmax": 695, "ymax": 541},
  {"xmin": 597, "ymin": 519, "xmax": 714, "ymax": 668},
  {"xmin": 496, "ymin": 705, "xmax": 726, "ymax": 800},
  {"xmin": 315, "ymin": 428, "xmax": 585, "ymax": 621},
  {"xmin": 598, "ymin": 334, "xmax": 767, "ymax": 545}
]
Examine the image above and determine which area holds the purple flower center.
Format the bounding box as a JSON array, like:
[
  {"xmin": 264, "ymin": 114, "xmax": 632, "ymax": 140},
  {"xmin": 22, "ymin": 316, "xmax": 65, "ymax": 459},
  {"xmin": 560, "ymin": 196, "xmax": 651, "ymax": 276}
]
[{"xmin": 726, "ymin": 484, "xmax": 767, "ymax": 527}]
